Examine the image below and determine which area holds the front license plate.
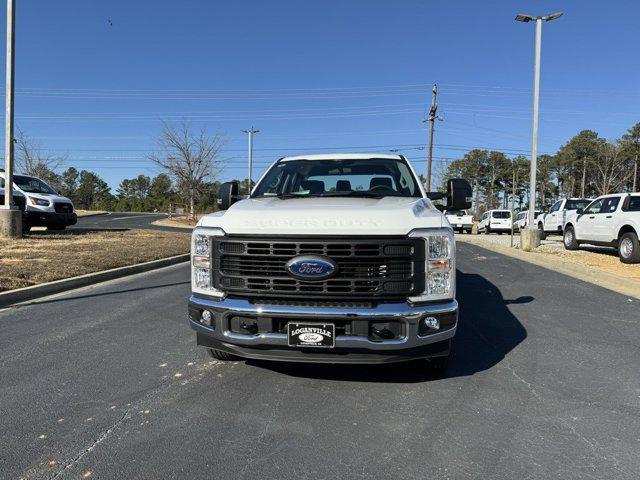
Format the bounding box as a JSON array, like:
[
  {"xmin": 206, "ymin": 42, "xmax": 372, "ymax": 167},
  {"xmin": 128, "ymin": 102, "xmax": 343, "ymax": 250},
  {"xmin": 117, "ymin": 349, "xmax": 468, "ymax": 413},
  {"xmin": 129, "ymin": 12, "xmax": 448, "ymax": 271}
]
[{"xmin": 288, "ymin": 323, "xmax": 335, "ymax": 348}]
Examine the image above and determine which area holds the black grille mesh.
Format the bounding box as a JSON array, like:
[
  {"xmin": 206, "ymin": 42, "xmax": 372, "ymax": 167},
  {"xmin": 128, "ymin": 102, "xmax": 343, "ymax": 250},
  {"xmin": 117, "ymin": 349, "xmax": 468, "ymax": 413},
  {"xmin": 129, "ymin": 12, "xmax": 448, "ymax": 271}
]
[{"xmin": 213, "ymin": 236, "xmax": 424, "ymax": 300}]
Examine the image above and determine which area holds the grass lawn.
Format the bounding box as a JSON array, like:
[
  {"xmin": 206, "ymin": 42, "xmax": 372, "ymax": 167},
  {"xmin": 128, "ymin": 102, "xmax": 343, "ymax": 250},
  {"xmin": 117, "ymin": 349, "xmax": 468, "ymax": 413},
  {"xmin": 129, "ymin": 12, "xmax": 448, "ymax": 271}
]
[{"xmin": 0, "ymin": 229, "xmax": 190, "ymax": 292}]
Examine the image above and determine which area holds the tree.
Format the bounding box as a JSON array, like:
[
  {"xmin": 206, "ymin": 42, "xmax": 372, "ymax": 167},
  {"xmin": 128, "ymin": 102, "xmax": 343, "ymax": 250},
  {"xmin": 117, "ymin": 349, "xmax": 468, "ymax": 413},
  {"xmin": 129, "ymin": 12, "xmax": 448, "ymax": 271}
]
[
  {"xmin": 14, "ymin": 129, "xmax": 66, "ymax": 189},
  {"xmin": 593, "ymin": 141, "xmax": 627, "ymax": 195},
  {"xmin": 148, "ymin": 120, "xmax": 226, "ymax": 219},
  {"xmin": 621, "ymin": 122, "xmax": 640, "ymax": 192},
  {"xmin": 60, "ymin": 167, "xmax": 80, "ymax": 200},
  {"xmin": 148, "ymin": 173, "xmax": 173, "ymax": 211},
  {"xmin": 76, "ymin": 170, "xmax": 114, "ymax": 210},
  {"xmin": 556, "ymin": 130, "xmax": 603, "ymax": 198}
]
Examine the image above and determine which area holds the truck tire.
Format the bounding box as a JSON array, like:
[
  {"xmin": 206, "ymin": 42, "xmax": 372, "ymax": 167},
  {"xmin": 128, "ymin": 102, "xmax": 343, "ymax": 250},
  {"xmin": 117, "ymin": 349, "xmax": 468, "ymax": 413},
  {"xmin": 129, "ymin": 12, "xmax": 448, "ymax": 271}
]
[
  {"xmin": 563, "ymin": 226, "xmax": 579, "ymax": 250},
  {"xmin": 208, "ymin": 348, "xmax": 240, "ymax": 361},
  {"xmin": 538, "ymin": 222, "xmax": 547, "ymax": 240},
  {"xmin": 618, "ymin": 232, "xmax": 640, "ymax": 264}
]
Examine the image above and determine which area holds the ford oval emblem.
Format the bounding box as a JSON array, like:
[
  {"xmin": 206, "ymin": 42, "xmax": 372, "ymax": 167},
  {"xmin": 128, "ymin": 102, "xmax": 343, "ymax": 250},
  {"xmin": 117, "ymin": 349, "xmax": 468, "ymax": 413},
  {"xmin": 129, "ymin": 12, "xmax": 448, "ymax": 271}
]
[{"xmin": 285, "ymin": 255, "xmax": 337, "ymax": 281}]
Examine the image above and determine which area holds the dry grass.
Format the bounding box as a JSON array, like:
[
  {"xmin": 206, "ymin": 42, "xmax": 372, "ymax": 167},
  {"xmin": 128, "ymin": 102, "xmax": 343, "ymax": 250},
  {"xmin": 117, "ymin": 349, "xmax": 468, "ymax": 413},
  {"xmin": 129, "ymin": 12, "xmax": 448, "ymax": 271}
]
[{"xmin": 0, "ymin": 229, "xmax": 190, "ymax": 292}]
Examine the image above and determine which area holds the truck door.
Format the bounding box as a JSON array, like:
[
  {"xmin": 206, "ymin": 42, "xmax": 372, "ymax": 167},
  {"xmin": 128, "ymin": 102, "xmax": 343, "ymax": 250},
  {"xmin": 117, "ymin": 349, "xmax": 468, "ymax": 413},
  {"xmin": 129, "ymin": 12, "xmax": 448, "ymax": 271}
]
[
  {"xmin": 575, "ymin": 199, "xmax": 603, "ymax": 242},
  {"xmin": 594, "ymin": 196, "xmax": 621, "ymax": 242},
  {"xmin": 545, "ymin": 201, "xmax": 562, "ymax": 231}
]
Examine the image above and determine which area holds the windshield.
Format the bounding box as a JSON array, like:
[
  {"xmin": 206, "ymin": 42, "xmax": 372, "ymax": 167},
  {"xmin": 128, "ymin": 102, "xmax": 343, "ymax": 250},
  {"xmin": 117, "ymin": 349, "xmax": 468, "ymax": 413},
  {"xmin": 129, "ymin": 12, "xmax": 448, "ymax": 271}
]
[
  {"xmin": 13, "ymin": 175, "xmax": 57, "ymax": 194},
  {"xmin": 492, "ymin": 211, "xmax": 511, "ymax": 219},
  {"xmin": 252, "ymin": 158, "xmax": 421, "ymax": 198},
  {"xmin": 565, "ymin": 199, "xmax": 590, "ymax": 210}
]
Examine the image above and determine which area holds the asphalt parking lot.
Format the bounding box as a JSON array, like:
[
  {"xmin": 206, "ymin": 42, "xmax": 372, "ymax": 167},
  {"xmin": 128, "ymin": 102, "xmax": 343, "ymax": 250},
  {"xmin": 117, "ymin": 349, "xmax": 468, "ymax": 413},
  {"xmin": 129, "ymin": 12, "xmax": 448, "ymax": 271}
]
[
  {"xmin": 73, "ymin": 212, "xmax": 178, "ymax": 231},
  {"xmin": 1, "ymin": 242, "xmax": 639, "ymax": 479}
]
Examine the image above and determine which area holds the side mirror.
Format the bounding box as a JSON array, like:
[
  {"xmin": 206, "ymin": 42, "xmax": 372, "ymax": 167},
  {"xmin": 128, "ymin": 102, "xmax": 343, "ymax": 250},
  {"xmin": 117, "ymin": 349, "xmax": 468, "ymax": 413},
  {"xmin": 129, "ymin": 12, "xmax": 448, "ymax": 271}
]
[
  {"xmin": 218, "ymin": 181, "xmax": 239, "ymax": 210},
  {"xmin": 576, "ymin": 208, "xmax": 583, "ymax": 215},
  {"xmin": 446, "ymin": 178, "xmax": 472, "ymax": 210}
]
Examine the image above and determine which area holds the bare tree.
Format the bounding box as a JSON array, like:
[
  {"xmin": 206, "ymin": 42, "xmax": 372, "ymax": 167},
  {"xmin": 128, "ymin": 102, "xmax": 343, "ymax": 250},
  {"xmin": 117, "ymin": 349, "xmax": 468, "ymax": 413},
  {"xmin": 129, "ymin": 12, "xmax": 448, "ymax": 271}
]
[
  {"xmin": 593, "ymin": 142, "xmax": 628, "ymax": 196},
  {"xmin": 15, "ymin": 129, "xmax": 67, "ymax": 183},
  {"xmin": 148, "ymin": 120, "xmax": 226, "ymax": 219}
]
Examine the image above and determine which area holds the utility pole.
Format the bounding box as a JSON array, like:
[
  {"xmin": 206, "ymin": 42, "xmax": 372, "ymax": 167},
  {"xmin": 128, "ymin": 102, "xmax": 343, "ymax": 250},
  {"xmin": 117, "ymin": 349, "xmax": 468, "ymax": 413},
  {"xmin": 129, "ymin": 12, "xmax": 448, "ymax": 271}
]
[
  {"xmin": 515, "ymin": 11, "xmax": 563, "ymax": 250},
  {"xmin": 633, "ymin": 153, "xmax": 638, "ymax": 192},
  {"xmin": 241, "ymin": 127, "xmax": 259, "ymax": 195},
  {"xmin": 422, "ymin": 84, "xmax": 441, "ymax": 192},
  {"xmin": 0, "ymin": 0, "xmax": 21, "ymax": 238}
]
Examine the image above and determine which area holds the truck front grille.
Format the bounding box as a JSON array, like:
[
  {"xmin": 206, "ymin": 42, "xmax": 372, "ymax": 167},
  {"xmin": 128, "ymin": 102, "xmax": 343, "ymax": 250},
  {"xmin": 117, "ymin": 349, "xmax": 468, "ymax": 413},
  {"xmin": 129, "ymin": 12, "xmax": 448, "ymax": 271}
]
[
  {"xmin": 54, "ymin": 202, "xmax": 73, "ymax": 214},
  {"xmin": 212, "ymin": 236, "xmax": 424, "ymax": 301}
]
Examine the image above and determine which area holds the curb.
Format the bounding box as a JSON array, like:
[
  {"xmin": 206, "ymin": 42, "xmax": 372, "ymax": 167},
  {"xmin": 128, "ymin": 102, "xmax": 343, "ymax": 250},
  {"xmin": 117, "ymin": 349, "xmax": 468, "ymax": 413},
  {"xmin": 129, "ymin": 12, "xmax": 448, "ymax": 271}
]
[{"xmin": 0, "ymin": 254, "xmax": 190, "ymax": 308}]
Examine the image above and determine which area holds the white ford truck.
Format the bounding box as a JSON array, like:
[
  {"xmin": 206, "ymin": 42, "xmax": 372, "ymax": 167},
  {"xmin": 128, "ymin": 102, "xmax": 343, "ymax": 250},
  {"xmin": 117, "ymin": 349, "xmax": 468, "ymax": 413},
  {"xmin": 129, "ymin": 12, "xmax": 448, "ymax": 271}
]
[
  {"xmin": 444, "ymin": 209, "xmax": 474, "ymax": 234},
  {"xmin": 188, "ymin": 154, "xmax": 472, "ymax": 372},
  {"xmin": 535, "ymin": 198, "xmax": 591, "ymax": 239}
]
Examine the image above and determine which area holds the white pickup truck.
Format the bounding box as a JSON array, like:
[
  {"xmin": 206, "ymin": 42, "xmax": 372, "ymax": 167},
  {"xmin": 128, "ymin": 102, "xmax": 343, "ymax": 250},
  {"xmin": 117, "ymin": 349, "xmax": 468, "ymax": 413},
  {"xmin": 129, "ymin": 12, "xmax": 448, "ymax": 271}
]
[
  {"xmin": 444, "ymin": 209, "xmax": 474, "ymax": 234},
  {"xmin": 563, "ymin": 193, "xmax": 640, "ymax": 263},
  {"xmin": 535, "ymin": 198, "xmax": 591, "ymax": 239},
  {"xmin": 188, "ymin": 154, "xmax": 472, "ymax": 372}
]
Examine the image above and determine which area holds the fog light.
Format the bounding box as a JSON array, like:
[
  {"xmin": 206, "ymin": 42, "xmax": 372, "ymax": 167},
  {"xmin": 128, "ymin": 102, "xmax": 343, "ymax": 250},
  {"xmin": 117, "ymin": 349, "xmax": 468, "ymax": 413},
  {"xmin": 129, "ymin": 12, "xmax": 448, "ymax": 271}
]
[
  {"xmin": 201, "ymin": 310, "xmax": 213, "ymax": 326},
  {"xmin": 422, "ymin": 316, "xmax": 440, "ymax": 330}
]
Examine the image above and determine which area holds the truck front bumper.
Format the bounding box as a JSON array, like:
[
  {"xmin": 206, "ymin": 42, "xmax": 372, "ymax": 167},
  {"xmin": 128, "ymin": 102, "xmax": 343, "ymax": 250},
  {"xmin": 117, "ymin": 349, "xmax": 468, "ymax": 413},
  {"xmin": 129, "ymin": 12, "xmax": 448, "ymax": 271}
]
[{"xmin": 188, "ymin": 296, "xmax": 458, "ymax": 364}]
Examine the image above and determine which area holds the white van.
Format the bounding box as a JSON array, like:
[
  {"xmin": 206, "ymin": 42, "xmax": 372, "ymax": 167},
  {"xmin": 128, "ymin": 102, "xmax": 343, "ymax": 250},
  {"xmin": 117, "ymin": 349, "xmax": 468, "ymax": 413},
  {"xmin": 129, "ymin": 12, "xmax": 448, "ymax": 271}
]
[
  {"xmin": 477, "ymin": 209, "xmax": 512, "ymax": 234},
  {"xmin": 0, "ymin": 172, "xmax": 77, "ymax": 231}
]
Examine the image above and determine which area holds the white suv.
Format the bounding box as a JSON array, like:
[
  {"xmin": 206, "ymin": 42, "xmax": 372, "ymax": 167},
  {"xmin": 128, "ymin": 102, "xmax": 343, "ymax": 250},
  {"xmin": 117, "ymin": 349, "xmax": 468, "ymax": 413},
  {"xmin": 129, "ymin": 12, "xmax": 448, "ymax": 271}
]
[
  {"xmin": 477, "ymin": 209, "xmax": 512, "ymax": 234},
  {"xmin": 563, "ymin": 193, "xmax": 640, "ymax": 263}
]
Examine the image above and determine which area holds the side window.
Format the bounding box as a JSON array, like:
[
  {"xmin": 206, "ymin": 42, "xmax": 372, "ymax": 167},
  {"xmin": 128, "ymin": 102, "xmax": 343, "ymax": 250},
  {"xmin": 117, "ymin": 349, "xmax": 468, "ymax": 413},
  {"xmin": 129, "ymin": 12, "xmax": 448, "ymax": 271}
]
[
  {"xmin": 585, "ymin": 199, "xmax": 603, "ymax": 214},
  {"xmin": 0, "ymin": 177, "xmax": 4, "ymax": 189},
  {"xmin": 600, "ymin": 196, "xmax": 620, "ymax": 213},
  {"xmin": 482, "ymin": 212, "xmax": 489, "ymax": 220},
  {"xmin": 550, "ymin": 201, "xmax": 561, "ymax": 213},
  {"xmin": 623, "ymin": 196, "xmax": 640, "ymax": 212}
]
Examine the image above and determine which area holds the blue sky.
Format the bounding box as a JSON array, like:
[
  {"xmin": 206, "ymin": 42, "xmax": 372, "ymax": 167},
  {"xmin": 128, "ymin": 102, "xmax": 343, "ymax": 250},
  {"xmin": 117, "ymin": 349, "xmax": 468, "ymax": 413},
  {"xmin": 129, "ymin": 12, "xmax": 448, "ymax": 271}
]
[{"xmin": 2, "ymin": 0, "xmax": 639, "ymax": 189}]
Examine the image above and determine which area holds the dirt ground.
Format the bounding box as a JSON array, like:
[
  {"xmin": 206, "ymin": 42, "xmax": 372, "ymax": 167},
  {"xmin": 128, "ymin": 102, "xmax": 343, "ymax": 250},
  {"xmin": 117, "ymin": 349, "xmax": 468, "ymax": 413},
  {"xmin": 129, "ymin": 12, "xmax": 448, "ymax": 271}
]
[
  {"xmin": 0, "ymin": 229, "xmax": 190, "ymax": 292},
  {"xmin": 152, "ymin": 215, "xmax": 197, "ymax": 229}
]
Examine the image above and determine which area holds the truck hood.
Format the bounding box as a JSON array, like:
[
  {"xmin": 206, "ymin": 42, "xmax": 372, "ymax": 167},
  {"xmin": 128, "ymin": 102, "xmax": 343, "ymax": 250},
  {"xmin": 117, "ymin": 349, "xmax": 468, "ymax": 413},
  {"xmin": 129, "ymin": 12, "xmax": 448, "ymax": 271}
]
[{"xmin": 199, "ymin": 196, "xmax": 446, "ymax": 235}]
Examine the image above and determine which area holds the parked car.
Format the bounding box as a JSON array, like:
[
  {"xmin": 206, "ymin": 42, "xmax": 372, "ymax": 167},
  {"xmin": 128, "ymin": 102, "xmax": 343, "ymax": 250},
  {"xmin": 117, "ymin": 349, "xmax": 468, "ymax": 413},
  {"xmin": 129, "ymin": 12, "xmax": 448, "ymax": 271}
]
[
  {"xmin": 444, "ymin": 209, "xmax": 474, "ymax": 234},
  {"xmin": 0, "ymin": 172, "xmax": 77, "ymax": 231},
  {"xmin": 514, "ymin": 210, "xmax": 541, "ymax": 232},
  {"xmin": 536, "ymin": 198, "xmax": 591, "ymax": 239},
  {"xmin": 188, "ymin": 153, "xmax": 473, "ymax": 372},
  {"xmin": 563, "ymin": 193, "xmax": 640, "ymax": 263},
  {"xmin": 477, "ymin": 209, "xmax": 512, "ymax": 234}
]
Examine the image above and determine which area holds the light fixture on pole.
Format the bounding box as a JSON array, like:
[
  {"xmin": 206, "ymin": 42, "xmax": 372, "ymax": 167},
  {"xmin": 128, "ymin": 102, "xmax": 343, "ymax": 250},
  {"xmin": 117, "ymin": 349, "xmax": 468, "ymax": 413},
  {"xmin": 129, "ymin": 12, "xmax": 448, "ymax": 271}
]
[{"xmin": 515, "ymin": 11, "xmax": 563, "ymax": 249}]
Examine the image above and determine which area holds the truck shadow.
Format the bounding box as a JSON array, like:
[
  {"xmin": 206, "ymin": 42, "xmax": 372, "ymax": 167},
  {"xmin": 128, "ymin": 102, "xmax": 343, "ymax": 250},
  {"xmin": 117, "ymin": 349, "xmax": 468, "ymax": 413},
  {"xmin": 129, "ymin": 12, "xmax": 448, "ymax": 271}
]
[{"xmin": 245, "ymin": 271, "xmax": 529, "ymax": 383}]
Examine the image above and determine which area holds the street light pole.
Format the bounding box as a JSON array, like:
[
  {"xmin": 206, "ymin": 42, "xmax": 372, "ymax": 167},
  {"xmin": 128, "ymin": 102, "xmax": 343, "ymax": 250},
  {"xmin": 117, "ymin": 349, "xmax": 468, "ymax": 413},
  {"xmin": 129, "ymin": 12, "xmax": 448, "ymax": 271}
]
[
  {"xmin": 515, "ymin": 11, "xmax": 563, "ymax": 249},
  {"xmin": 241, "ymin": 127, "xmax": 259, "ymax": 195},
  {"xmin": 528, "ymin": 17, "xmax": 542, "ymax": 231},
  {"xmin": 0, "ymin": 0, "xmax": 21, "ymax": 238}
]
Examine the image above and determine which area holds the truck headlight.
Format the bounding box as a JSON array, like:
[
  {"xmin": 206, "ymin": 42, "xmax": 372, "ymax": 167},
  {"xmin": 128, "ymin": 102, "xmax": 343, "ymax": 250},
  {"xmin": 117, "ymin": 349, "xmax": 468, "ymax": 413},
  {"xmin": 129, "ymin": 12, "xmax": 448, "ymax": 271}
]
[
  {"xmin": 191, "ymin": 227, "xmax": 226, "ymax": 299},
  {"xmin": 408, "ymin": 228, "xmax": 455, "ymax": 303},
  {"xmin": 29, "ymin": 197, "xmax": 50, "ymax": 206}
]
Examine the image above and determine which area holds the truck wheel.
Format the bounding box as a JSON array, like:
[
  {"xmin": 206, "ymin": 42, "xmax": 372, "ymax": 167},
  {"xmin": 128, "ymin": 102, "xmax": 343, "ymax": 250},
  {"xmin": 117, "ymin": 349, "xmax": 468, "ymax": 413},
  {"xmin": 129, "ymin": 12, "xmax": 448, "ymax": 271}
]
[
  {"xmin": 538, "ymin": 223, "xmax": 547, "ymax": 240},
  {"xmin": 563, "ymin": 226, "xmax": 579, "ymax": 250},
  {"xmin": 618, "ymin": 232, "xmax": 640, "ymax": 264},
  {"xmin": 208, "ymin": 348, "xmax": 240, "ymax": 361}
]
